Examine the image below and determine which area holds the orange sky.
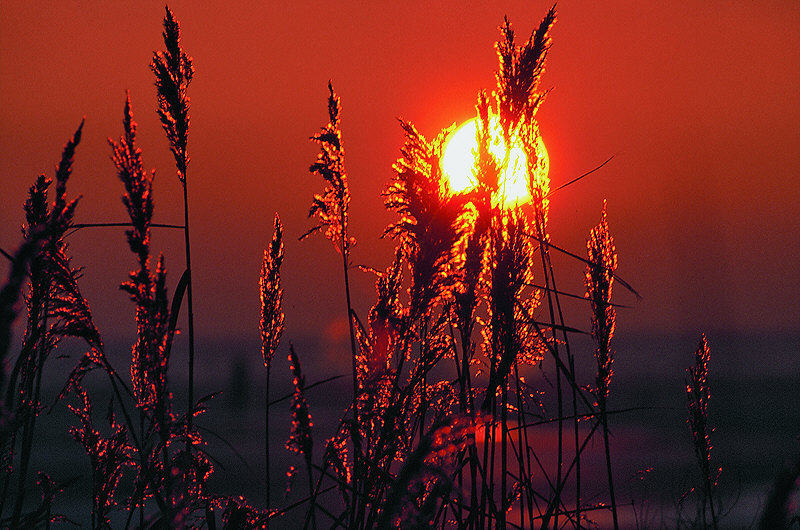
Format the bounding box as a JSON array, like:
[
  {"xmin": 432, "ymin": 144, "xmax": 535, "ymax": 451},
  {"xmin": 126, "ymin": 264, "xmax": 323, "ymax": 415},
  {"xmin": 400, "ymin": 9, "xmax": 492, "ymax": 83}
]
[{"xmin": 1, "ymin": 2, "xmax": 799, "ymax": 346}]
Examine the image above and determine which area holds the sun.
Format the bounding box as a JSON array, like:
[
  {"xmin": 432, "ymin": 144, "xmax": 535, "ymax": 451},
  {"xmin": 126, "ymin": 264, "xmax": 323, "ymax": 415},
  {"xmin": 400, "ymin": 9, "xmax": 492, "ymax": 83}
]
[{"xmin": 441, "ymin": 117, "xmax": 549, "ymax": 208}]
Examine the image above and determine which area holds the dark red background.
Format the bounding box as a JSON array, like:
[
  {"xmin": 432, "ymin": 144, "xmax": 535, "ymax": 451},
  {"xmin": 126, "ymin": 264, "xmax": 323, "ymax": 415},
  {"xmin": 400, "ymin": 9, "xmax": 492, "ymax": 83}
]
[{"xmin": 2, "ymin": 2, "xmax": 798, "ymax": 351}]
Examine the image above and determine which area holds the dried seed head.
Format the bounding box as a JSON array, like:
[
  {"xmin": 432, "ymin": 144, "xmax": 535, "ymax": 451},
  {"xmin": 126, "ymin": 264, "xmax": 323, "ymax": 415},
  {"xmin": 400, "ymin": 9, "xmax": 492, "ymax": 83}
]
[
  {"xmin": 260, "ymin": 214, "xmax": 285, "ymax": 368},
  {"xmin": 151, "ymin": 6, "xmax": 194, "ymax": 183},
  {"xmin": 286, "ymin": 345, "xmax": 313, "ymax": 462},
  {"xmin": 586, "ymin": 201, "xmax": 617, "ymax": 401},
  {"xmin": 304, "ymin": 82, "xmax": 355, "ymax": 255}
]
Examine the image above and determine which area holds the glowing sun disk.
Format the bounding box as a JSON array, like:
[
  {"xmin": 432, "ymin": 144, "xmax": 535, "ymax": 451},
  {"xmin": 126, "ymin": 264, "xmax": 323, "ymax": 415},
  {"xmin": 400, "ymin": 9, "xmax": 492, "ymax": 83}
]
[{"xmin": 441, "ymin": 117, "xmax": 548, "ymax": 208}]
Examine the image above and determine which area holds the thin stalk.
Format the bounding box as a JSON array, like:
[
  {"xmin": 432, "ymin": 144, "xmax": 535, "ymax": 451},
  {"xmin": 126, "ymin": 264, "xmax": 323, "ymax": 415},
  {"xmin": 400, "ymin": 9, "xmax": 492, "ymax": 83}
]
[
  {"xmin": 339, "ymin": 236, "xmax": 360, "ymax": 530},
  {"xmin": 599, "ymin": 405, "xmax": 619, "ymax": 529},
  {"xmin": 139, "ymin": 409, "xmax": 145, "ymax": 528},
  {"xmin": 418, "ymin": 319, "xmax": 429, "ymax": 443},
  {"xmin": 10, "ymin": 293, "xmax": 49, "ymax": 527},
  {"xmin": 706, "ymin": 479, "xmax": 719, "ymax": 530},
  {"xmin": 302, "ymin": 463, "xmax": 318, "ymax": 530},
  {"xmin": 514, "ymin": 363, "xmax": 536, "ymax": 529},
  {"xmin": 182, "ymin": 180, "xmax": 196, "ymax": 450},
  {"xmin": 265, "ymin": 362, "xmax": 271, "ymax": 520},
  {"xmin": 449, "ymin": 320, "xmax": 477, "ymax": 529},
  {"xmin": 533, "ymin": 210, "xmax": 564, "ymax": 530},
  {"xmin": 569, "ymin": 353, "xmax": 581, "ymax": 529},
  {"xmin": 500, "ymin": 380, "xmax": 508, "ymax": 529},
  {"xmin": 540, "ymin": 226, "xmax": 582, "ymax": 528}
]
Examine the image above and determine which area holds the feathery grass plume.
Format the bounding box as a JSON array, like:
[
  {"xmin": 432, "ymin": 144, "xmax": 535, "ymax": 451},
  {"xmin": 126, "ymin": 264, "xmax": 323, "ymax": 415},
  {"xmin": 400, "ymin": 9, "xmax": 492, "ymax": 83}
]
[
  {"xmin": 286, "ymin": 345, "xmax": 313, "ymax": 461},
  {"xmin": 586, "ymin": 199, "xmax": 620, "ymax": 529},
  {"xmin": 586, "ymin": 200, "xmax": 617, "ymax": 403},
  {"xmin": 385, "ymin": 121, "xmax": 467, "ymax": 323},
  {"xmin": 215, "ymin": 496, "xmax": 272, "ymax": 529},
  {"xmin": 110, "ymin": 92, "xmax": 155, "ymax": 278},
  {"xmin": 303, "ymin": 82, "xmax": 361, "ymax": 511},
  {"xmin": 383, "ymin": 119, "xmax": 467, "ymax": 504},
  {"xmin": 495, "ymin": 7, "xmax": 555, "ymax": 142},
  {"xmin": 451, "ymin": 95, "xmax": 494, "ymax": 336},
  {"xmin": 493, "ymin": 12, "xmax": 566, "ymax": 526},
  {"xmin": 17, "ymin": 122, "xmax": 102, "ymax": 357},
  {"xmin": 110, "ymin": 95, "xmax": 171, "ymax": 415},
  {"xmin": 110, "ymin": 93, "xmax": 210, "ymax": 526},
  {"xmin": 151, "ymin": 4, "xmax": 198, "ymax": 443},
  {"xmin": 494, "ymin": 9, "xmax": 554, "ymax": 225},
  {"xmin": 260, "ymin": 213, "xmax": 284, "ymax": 514},
  {"xmin": 163, "ymin": 438, "xmax": 214, "ymax": 520},
  {"xmin": 68, "ymin": 384, "xmax": 134, "ymax": 528},
  {"xmin": 260, "ymin": 214, "xmax": 285, "ymax": 369},
  {"xmin": 449, "ymin": 95, "xmax": 494, "ymax": 428},
  {"xmin": 357, "ymin": 248, "xmax": 404, "ymax": 392},
  {"xmin": 383, "ymin": 121, "xmax": 465, "ymax": 470},
  {"xmin": 303, "ymin": 82, "xmax": 358, "ymax": 370},
  {"xmin": 130, "ymin": 255, "xmax": 170, "ymax": 416},
  {"xmin": 323, "ymin": 435, "xmax": 352, "ymax": 506},
  {"xmin": 286, "ymin": 344, "xmax": 316, "ymax": 528},
  {"xmin": 304, "ymin": 82, "xmax": 355, "ymax": 256},
  {"xmin": 151, "ymin": 6, "xmax": 193, "ymax": 184},
  {"xmin": 686, "ymin": 333, "xmax": 720, "ymax": 530}
]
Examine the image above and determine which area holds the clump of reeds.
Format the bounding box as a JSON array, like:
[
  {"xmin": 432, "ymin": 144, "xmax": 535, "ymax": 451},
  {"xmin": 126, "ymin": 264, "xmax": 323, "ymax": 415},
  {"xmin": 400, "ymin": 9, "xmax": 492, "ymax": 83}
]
[
  {"xmin": 3, "ymin": 4, "xmax": 766, "ymax": 529},
  {"xmin": 0, "ymin": 121, "xmax": 107, "ymax": 527}
]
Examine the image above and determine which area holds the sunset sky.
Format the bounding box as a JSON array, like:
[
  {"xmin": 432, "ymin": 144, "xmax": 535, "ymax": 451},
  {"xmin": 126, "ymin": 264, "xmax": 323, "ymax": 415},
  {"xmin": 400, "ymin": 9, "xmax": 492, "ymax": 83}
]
[{"xmin": 1, "ymin": 1, "xmax": 798, "ymax": 350}]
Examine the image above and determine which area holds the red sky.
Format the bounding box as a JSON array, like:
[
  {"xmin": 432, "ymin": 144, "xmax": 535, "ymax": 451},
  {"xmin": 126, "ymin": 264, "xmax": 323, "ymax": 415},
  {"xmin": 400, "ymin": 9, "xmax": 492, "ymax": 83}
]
[{"xmin": 1, "ymin": 2, "xmax": 799, "ymax": 347}]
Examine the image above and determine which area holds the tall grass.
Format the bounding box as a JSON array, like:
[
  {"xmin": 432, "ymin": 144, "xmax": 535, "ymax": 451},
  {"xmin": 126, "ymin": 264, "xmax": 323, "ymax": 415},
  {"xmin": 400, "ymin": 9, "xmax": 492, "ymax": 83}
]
[
  {"xmin": 260, "ymin": 213, "xmax": 284, "ymax": 521},
  {"xmin": 586, "ymin": 201, "xmax": 619, "ymax": 529},
  {"xmin": 685, "ymin": 334, "xmax": 719, "ymax": 530},
  {"xmin": 151, "ymin": 5, "xmax": 197, "ymax": 447},
  {"xmin": 0, "ymin": 4, "xmax": 794, "ymax": 529}
]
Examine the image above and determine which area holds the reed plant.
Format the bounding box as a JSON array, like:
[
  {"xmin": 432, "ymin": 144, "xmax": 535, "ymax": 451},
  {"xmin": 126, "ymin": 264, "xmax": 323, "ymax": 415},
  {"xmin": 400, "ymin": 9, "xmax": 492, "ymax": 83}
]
[
  {"xmin": 260, "ymin": 214, "xmax": 285, "ymax": 521},
  {"xmin": 685, "ymin": 334, "xmax": 719, "ymax": 530},
  {"xmin": 0, "ymin": 4, "xmax": 789, "ymax": 529},
  {"xmin": 151, "ymin": 5, "xmax": 197, "ymax": 446},
  {"xmin": 586, "ymin": 201, "xmax": 619, "ymax": 529}
]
